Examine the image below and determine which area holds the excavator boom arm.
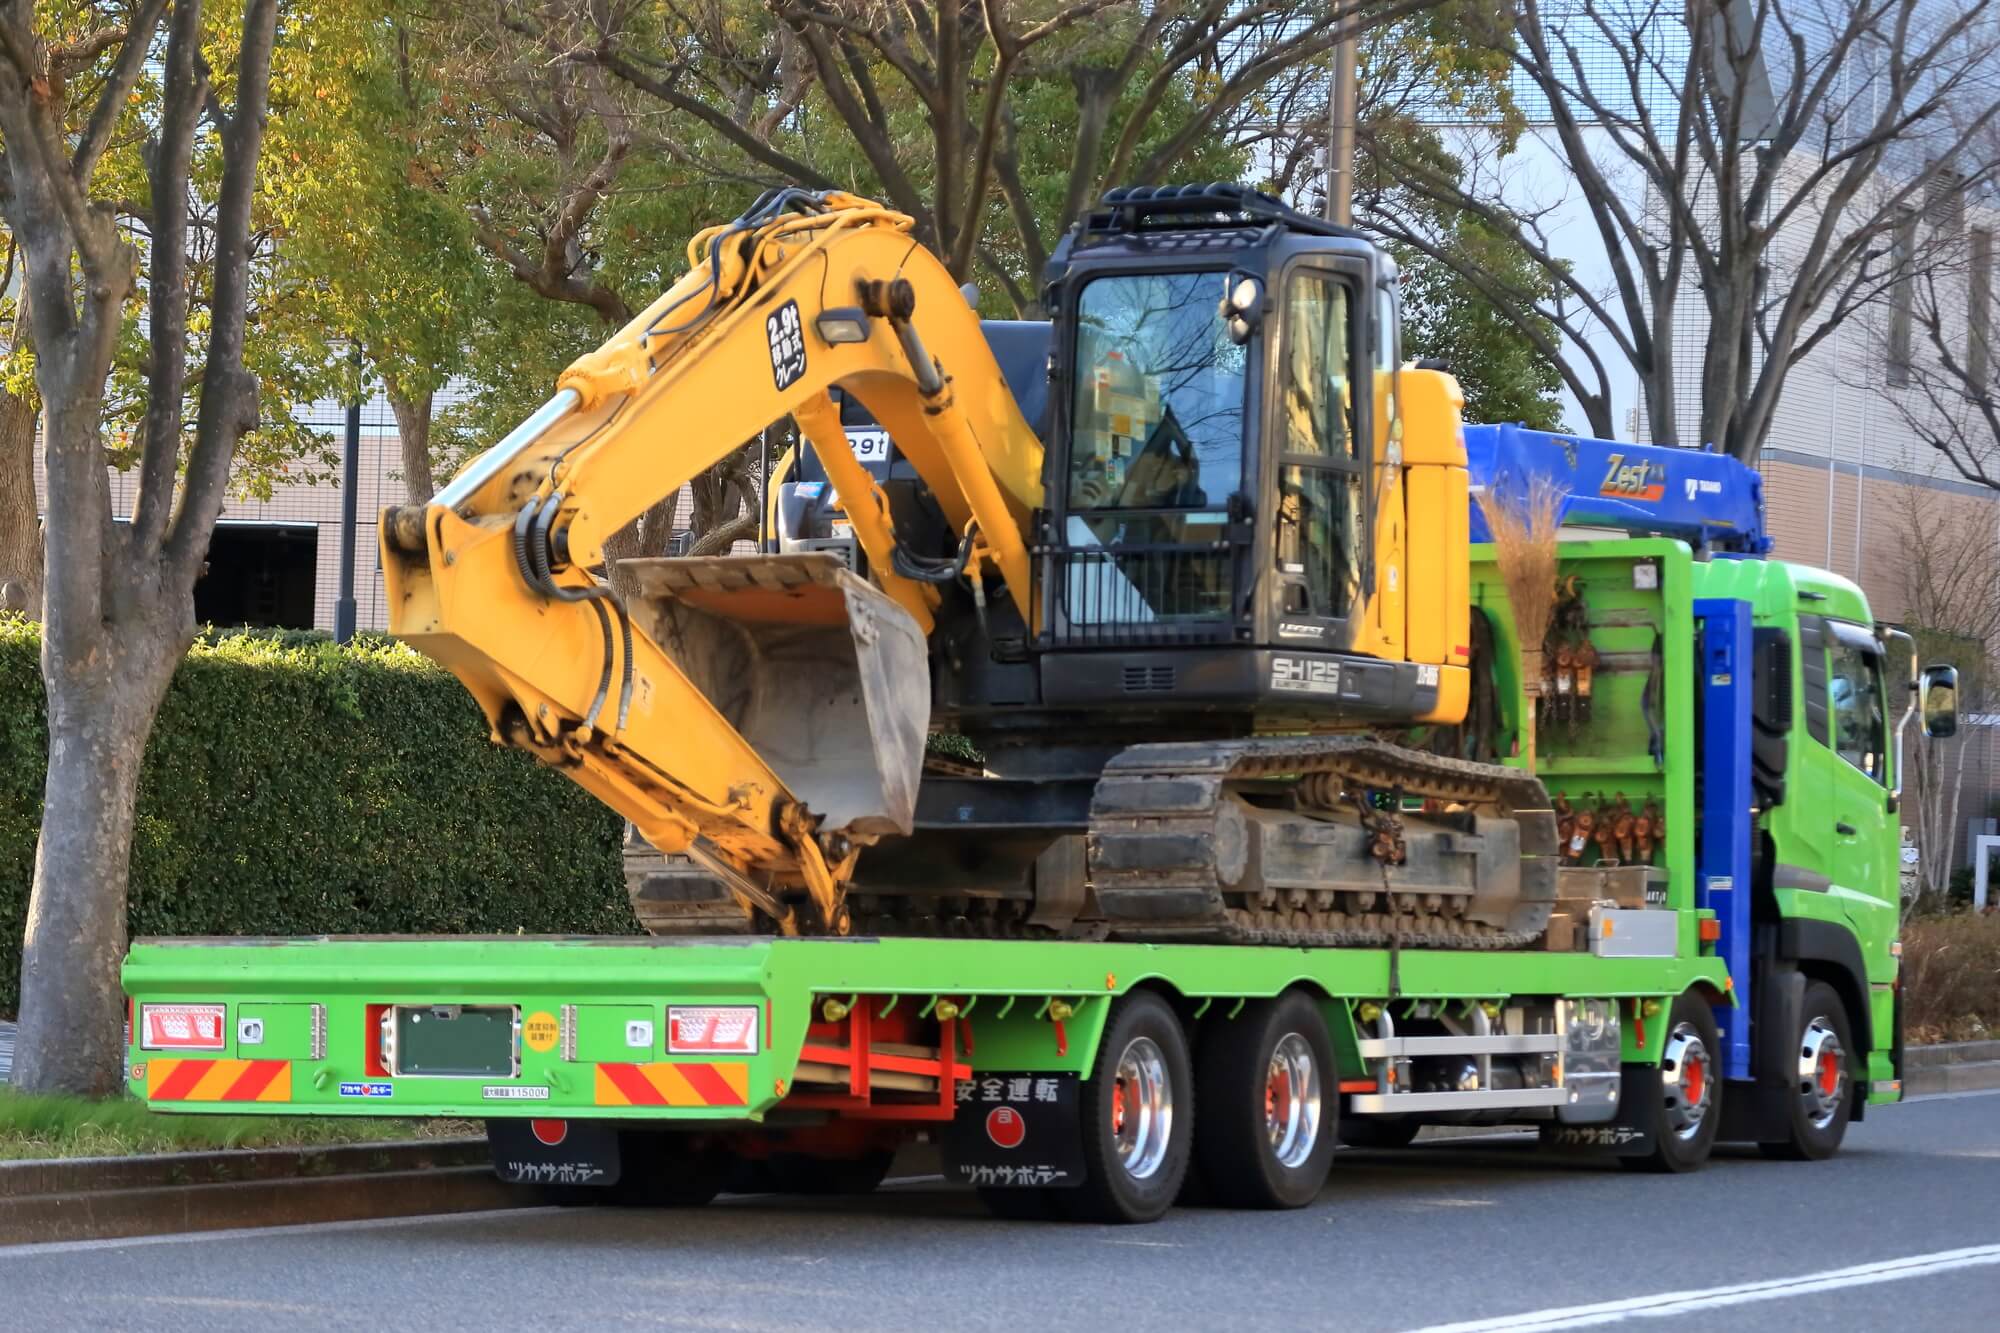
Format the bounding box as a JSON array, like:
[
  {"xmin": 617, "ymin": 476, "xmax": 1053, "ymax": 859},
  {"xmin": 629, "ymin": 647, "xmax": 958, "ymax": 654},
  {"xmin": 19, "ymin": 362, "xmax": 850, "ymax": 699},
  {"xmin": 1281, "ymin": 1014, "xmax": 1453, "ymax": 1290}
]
[{"xmin": 382, "ymin": 192, "xmax": 1044, "ymax": 930}]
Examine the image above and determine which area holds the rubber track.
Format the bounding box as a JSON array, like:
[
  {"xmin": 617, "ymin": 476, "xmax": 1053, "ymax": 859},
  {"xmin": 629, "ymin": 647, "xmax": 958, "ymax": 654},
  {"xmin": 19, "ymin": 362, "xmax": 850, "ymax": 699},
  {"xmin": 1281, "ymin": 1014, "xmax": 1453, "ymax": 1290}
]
[{"xmin": 1087, "ymin": 737, "xmax": 1559, "ymax": 949}]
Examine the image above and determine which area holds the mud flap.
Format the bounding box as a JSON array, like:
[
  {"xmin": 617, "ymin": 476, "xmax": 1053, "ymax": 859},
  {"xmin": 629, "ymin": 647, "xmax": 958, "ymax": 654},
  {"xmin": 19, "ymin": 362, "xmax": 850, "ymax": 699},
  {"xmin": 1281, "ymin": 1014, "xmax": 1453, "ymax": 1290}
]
[
  {"xmin": 1537, "ymin": 1064, "xmax": 1660, "ymax": 1158},
  {"xmin": 488, "ymin": 1118, "xmax": 622, "ymax": 1187},
  {"xmin": 623, "ymin": 553, "xmax": 929, "ymax": 838},
  {"xmin": 1717, "ymin": 964, "xmax": 1805, "ymax": 1143},
  {"xmin": 942, "ymin": 1072, "xmax": 1086, "ymax": 1188}
]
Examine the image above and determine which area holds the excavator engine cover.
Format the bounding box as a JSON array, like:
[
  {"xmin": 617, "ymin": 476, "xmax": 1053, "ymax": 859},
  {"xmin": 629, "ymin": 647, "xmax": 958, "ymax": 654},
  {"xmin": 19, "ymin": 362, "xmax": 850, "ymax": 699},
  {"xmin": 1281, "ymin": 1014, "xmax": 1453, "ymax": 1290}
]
[{"xmin": 622, "ymin": 553, "xmax": 929, "ymax": 841}]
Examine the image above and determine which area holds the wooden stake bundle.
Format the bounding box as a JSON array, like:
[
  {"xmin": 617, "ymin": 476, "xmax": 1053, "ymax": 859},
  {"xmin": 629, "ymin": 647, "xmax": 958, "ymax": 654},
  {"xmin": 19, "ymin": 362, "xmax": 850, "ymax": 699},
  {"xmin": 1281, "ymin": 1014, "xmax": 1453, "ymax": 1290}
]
[{"xmin": 1478, "ymin": 476, "xmax": 1564, "ymax": 772}]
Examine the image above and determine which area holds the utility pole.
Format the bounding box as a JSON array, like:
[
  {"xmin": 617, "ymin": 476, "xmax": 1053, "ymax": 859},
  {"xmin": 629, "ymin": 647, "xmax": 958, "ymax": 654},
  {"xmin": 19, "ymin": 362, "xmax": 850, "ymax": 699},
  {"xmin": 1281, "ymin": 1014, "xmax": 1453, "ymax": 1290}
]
[
  {"xmin": 334, "ymin": 346, "xmax": 361, "ymax": 644},
  {"xmin": 1326, "ymin": 33, "xmax": 1358, "ymax": 225}
]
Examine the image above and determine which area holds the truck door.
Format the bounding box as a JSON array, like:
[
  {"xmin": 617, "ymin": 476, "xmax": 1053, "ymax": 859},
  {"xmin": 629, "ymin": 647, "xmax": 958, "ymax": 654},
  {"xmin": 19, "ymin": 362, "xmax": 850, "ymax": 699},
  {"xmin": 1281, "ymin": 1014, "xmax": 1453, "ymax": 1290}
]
[{"xmin": 1820, "ymin": 621, "xmax": 1895, "ymax": 915}]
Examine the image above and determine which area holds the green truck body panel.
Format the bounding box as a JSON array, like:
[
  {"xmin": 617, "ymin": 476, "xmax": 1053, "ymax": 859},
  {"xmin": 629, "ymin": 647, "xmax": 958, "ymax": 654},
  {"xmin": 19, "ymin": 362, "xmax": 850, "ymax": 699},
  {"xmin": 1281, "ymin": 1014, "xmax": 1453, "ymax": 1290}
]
[
  {"xmin": 120, "ymin": 538, "xmax": 1906, "ymax": 1122},
  {"xmin": 122, "ymin": 934, "xmax": 1728, "ymax": 1119}
]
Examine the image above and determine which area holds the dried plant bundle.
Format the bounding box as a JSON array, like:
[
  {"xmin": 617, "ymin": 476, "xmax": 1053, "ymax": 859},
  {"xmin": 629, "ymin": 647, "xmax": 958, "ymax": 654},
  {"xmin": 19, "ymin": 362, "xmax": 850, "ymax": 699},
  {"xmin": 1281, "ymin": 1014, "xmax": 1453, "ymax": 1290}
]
[{"xmin": 1477, "ymin": 476, "xmax": 1565, "ymax": 770}]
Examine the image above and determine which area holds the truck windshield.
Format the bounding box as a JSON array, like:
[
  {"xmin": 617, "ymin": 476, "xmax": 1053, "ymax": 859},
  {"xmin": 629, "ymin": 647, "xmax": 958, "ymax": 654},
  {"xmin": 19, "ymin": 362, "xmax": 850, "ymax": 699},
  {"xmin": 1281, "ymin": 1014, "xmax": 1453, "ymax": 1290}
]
[{"xmin": 1067, "ymin": 271, "xmax": 1246, "ymax": 513}]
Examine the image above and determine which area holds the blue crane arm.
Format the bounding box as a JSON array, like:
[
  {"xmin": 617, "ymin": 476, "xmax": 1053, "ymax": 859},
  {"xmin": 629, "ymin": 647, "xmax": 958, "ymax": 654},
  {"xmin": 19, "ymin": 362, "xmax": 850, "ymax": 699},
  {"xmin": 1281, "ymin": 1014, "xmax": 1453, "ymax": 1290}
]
[{"xmin": 1462, "ymin": 423, "xmax": 1770, "ymax": 557}]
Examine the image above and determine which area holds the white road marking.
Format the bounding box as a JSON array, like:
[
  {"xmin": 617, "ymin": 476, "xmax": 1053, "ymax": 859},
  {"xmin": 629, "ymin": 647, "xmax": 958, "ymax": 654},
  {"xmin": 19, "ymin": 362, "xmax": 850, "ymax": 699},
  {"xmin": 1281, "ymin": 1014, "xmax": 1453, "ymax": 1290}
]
[
  {"xmin": 1407, "ymin": 1244, "xmax": 2000, "ymax": 1331},
  {"xmin": 0, "ymin": 1205, "xmax": 559, "ymax": 1258}
]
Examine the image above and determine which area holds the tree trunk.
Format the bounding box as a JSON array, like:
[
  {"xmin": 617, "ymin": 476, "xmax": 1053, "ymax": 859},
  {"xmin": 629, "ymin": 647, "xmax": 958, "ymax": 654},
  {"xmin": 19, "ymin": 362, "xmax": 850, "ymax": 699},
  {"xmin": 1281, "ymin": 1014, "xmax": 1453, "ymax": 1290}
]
[
  {"xmin": 11, "ymin": 631, "xmax": 179, "ymax": 1095},
  {"xmin": 387, "ymin": 388, "xmax": 435, "ymax": 504},
  {"xmin": 0, "ymin": 386, "xmax": 37, "ymax": 615}
]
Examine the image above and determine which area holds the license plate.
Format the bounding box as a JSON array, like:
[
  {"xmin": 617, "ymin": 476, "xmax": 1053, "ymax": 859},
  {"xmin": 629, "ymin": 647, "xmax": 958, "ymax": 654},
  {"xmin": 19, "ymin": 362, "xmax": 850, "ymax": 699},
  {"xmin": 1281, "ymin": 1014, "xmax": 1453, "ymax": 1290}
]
[{"xmin": 385, "ymin": 1005, "xmax": 520, "ymax": 1078}]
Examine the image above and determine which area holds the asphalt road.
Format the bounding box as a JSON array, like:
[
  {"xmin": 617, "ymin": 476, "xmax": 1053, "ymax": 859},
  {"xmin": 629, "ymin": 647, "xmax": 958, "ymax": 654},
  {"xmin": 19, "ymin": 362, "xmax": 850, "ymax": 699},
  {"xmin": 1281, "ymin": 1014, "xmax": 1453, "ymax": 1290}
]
[{"xmin": 5, "ymin": 1090, "xmax": 1997, "ymax": 1332}]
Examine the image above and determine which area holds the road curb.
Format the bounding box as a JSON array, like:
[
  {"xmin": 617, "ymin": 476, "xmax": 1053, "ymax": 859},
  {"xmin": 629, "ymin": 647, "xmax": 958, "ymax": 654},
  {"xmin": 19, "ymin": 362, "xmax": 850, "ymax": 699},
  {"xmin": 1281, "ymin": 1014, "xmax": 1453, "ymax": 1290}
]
[
  {"xmin": 1902, "ymin": 1061, "xmax": 2000, "ymax": 1097},
  {"xmin": 0, "ymin": 1165, "xmax": 540, "ymax": 1246},
  {"xmin": 0, "ymin": 1137, "xmax": 543, "ymax": 1246},
  {"xmin": 0, "ymin": 1136, "xmax": 491, "ymax": 1198},
  {"xmin": 1904, "ymin": 1039, "xmax": 2000, "ymax": 1069}
]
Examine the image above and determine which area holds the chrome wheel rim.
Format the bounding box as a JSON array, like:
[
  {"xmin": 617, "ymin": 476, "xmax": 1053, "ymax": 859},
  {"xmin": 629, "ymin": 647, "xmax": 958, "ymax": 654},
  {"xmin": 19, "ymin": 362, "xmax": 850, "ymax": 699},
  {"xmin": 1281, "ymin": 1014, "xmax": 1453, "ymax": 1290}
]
[
  {"xmin": 1110, "ymin": 1036, "xmax": 1173, "ymax": 1180},
  {"xmin": 1797, "ymin": 1016, "xmax": 1847, "ymax": 1130},
  {"xmin": 1659, "ymin": 1021, "xmax": 1714, "ymax": 1142},
  {"xmin": 1264, "ymin": 1033, "xmax": 1323, "ymax": 1169}
]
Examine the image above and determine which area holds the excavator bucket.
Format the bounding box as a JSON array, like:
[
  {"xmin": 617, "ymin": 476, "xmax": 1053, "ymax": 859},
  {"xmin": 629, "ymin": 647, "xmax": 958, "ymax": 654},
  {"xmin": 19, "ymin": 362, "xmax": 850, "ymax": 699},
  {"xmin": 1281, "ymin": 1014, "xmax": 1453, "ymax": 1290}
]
[{"xmin": 621, "ymin": 553, "xmax": 929, "ymax": 841}]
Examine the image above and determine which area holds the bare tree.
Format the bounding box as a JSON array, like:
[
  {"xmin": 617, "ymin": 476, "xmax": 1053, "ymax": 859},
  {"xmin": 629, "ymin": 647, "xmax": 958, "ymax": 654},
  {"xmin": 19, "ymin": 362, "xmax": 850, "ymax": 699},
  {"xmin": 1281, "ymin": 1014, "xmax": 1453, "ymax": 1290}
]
[
  {"xmin": 1886, "ymin": 258, "xmax": 2000, "ymax": 490},
  {"xmin": 0, "ymin": 225, "xmax": 37, "ymax": 608},
  {"xmin": 1890, "ymin": 481, "xmax": 2000, "ymax": 912},
  {"xmin": 545, "ymin": 1, "xmax": 1444, "ymax": 313},
  {"xmin": 0, "ymin": 0, "xmax": 279, "ymax": 1095},
  {"xmin": 1364, "ymin": 0, "xmax": 2000, "ymax": 457},
  {"xmin": 0, "ymin": 363, "xmax": 34, "ymax": 614}
]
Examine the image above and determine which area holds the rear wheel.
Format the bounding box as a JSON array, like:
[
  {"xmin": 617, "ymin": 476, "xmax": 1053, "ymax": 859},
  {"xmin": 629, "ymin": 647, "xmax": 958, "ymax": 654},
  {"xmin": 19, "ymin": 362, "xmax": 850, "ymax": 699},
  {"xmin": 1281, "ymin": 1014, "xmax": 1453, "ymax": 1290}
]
[
  {"xmin": 1759, "ymin": 981, "xmax": 1855, "ymax": 1161},
  {"xmin": 1625, "ymin": 991, "xmax": 1722, "ymax": 1174},
  {"xmin": 1067, "ymin": 990, "xmax": 1194, "ymax": 1224},
  {"xmin": 1193, "ymin": 991, "xmax": 1337, "ymax": 1209}
]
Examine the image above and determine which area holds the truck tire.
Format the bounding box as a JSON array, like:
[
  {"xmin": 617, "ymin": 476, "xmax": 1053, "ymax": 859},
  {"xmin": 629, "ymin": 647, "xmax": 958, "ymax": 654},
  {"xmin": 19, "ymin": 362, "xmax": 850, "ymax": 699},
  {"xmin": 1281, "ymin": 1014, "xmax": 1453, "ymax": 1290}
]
[
  {"xmin": 767, "ymin": 1150, "xmax": 895, "ymax": 1195},
  {"xmin": 1625, "ymin": 991, "xmax": 1723, "ymax": 1174},
  {"xmin": 1758, "ymin": 980, "xmax": 1855, "ymax": 1162},
  {"xmin": 1065, "ymin": 990, "xmax": 1194, "ymax": 1224},
  {"xmin": 1192, "ymin": 991, "xmax": 1337, "ymax": 1209},
  {"xmin": 1339, "ymin": 1116, "xmax": 1422, "ymax": 1150}
]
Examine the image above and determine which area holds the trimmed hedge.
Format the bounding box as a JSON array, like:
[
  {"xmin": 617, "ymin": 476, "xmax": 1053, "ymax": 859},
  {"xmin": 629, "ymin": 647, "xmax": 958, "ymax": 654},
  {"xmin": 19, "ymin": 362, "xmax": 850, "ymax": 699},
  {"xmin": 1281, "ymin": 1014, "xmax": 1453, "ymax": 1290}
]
[{"xmin": 1, "ymin": 616, "xmax": 631, "ymax": 1017}]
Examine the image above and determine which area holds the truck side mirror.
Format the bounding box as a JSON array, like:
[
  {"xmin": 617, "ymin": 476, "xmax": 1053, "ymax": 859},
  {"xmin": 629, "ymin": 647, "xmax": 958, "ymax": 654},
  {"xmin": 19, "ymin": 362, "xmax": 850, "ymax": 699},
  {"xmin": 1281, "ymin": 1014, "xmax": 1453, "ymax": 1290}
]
[{"xmin": 1921, "ymin": 663, "xmax": 1959, "ymax": 739}]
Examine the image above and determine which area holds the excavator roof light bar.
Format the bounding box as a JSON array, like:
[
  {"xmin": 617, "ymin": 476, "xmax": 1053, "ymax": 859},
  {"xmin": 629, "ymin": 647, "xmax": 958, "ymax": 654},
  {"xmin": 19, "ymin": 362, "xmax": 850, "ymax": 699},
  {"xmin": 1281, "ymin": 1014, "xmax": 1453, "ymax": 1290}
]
[{"xmin": 1084, "ymin": 182, "xmax": 1366, "ymax": 242}]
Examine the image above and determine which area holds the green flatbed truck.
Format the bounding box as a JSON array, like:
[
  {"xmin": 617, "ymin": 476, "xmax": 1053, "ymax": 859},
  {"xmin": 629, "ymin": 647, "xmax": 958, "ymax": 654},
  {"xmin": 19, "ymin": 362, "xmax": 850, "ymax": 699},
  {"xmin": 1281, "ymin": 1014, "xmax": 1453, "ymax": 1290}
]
[{"xmin": 122, "ymin": 428, "xmax": 1956, "ymax": 1224}]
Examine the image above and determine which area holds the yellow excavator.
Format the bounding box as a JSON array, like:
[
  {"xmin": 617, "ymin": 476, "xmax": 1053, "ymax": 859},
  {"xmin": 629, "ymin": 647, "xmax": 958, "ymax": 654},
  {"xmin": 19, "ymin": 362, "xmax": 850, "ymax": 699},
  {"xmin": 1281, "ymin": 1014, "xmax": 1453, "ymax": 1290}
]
[{"xmin": 382, "ymin": 185, "xmax": 1554, "ymax": 946}]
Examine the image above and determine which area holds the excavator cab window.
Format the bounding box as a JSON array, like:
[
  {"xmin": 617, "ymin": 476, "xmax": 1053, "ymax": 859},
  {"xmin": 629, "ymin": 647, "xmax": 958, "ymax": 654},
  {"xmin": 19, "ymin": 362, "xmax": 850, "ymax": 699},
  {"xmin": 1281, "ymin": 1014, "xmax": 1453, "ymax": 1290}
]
[
  {"xmin": 1066, "ymin": 270, "xmax": 1247, "ymax": 514},
  {"xmin": 1273, "ymin": 270, "xmax": 1363, "ymax": 620},
  {"xmin": 1055, "ymin": 270, "xmax": 1248, "ymax": 632}
]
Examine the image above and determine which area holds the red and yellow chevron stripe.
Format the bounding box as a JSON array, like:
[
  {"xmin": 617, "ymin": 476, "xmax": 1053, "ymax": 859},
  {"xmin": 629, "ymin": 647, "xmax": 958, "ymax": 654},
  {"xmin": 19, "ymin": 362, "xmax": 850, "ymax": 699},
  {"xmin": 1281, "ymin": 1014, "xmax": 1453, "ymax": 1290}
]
[
  {"xmin": 594, "ymin": 1061, "xmax": 748, "ymax": 1108},
  {"xmin": 146, "ymin": 1058, "xmax": 292, "ymax": 1104}
]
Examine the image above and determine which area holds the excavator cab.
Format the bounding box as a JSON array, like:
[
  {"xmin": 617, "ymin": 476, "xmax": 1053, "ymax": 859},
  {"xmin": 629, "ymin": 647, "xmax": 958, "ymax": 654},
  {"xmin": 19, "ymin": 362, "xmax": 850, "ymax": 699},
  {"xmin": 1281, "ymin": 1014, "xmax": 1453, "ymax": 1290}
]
[{"xmin": 933, "ymin": 185, "xmax": 1468, "ymax": 742}]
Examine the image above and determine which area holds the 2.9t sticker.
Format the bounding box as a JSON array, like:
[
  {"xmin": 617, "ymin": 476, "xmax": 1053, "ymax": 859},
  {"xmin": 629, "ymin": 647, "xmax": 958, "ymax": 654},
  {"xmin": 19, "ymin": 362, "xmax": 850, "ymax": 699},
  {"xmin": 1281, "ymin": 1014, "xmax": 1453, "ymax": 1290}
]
[{"xmin": 767, "ymin": 299, "xmax": 807, "ymax": 390}]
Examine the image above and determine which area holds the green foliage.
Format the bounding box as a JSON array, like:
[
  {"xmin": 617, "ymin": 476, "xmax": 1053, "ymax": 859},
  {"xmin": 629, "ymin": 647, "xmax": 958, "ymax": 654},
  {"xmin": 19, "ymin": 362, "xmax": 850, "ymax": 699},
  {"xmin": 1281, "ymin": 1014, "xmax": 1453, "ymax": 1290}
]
[
  {"xmin": 262, "ymin": 2, "xmax": 487, "ymax": 413},
  {"xmin": 1395, "ymin": 228, "xmax": 1566, "ymax": 432},
  {"xmin": 0, "ymin": 616, "xmax": 630, "ymax": 1018}
]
